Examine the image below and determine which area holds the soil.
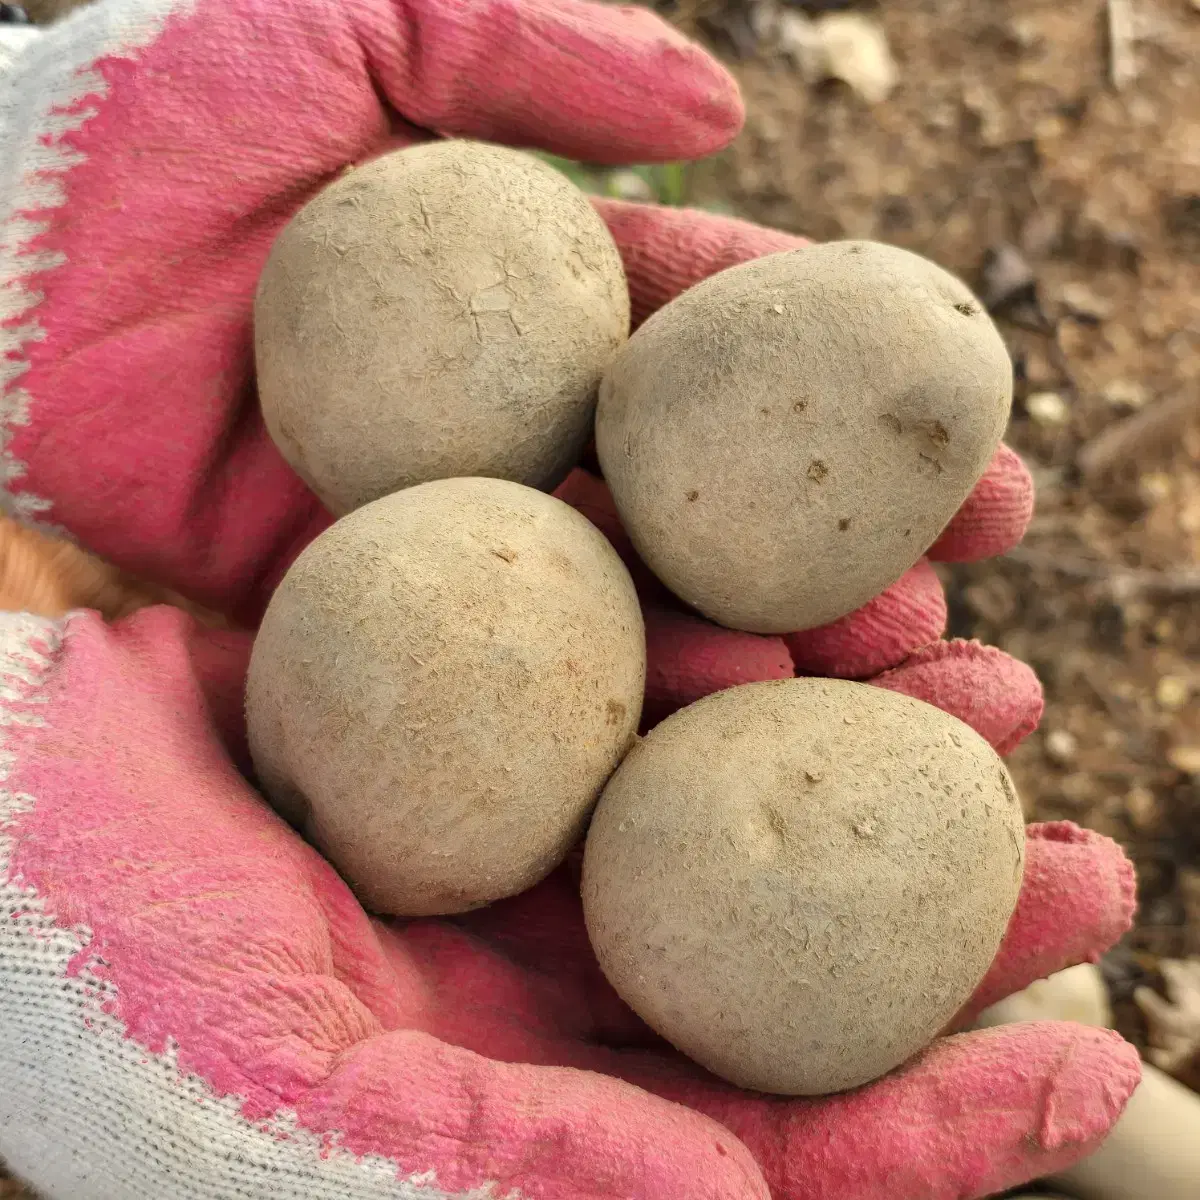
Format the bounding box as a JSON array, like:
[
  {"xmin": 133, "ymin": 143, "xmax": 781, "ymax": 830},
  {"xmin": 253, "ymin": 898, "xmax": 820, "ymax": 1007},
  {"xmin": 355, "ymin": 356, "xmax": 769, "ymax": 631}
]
[{"xmin": 3, "ymin": 0, "xmax": 1198, "ymax": 1193}]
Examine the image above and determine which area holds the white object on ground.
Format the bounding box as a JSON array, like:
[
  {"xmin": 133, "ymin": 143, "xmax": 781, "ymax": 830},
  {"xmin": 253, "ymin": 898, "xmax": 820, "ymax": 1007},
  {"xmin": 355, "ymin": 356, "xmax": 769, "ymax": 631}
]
[
  {"xmin": 815, "ymin": 13, "xmax": 898, "ymax": 104},
  {"xmin": 1043, "ymin": 1062, "xmax": 1200, "ymax": 1200},
  {"xmin": 1136, "ymin": 957, "xmax": 1200, "ymax": 1074},
  {"xmin": 974, "ymin": 962, "xmax": 1113, "ymax": 1030},
  {"xmin": 776, "ymin": 11, "xmax": 898, "ymax": 104},
  {"xmin": 977, "ymin": 963, "xmax": 1200, "ymax": 1200}
]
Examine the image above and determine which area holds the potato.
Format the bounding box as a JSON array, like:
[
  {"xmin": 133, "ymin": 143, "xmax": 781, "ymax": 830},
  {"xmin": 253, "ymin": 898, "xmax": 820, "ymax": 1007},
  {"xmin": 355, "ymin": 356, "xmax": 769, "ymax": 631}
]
[
  {"xmin": 582, "ymin": 678, "xmax": 1025, "ymax": 1095},
  {"xmin": 246, "ymin": 477, "xmax": 645, "ymax": 916},
  {"xmin": 595, "ymin": 240, "xmax": 1012, "ymax": 634},
  {"xmin": 255, "ymin": 141, "xmax": 629, "ymax": 515}
]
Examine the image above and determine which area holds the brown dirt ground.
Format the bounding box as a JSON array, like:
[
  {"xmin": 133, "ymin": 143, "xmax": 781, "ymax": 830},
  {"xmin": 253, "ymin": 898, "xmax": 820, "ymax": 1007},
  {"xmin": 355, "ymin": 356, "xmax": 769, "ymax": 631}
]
[{"xmin": 3, "ymin": 0, "xmax": 1198, "ymax": 1193}]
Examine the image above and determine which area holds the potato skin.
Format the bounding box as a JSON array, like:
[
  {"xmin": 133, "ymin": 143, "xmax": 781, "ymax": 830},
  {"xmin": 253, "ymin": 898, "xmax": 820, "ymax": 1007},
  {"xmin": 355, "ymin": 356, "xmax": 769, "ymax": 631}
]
[
  {"xmin": 255, "ymin": 141, "xmax": 629, "ymax": 515},
  {"xmin": 582, "ymin": 678, "xmax": 1025, "ymax": 1095},
  {"xmin": 246, "ymin": 477, "xmax": 645, "ymax": 916},
  {"xmin": 595, "ymin": 240, "xmax": 1012, "ymax": 634}
]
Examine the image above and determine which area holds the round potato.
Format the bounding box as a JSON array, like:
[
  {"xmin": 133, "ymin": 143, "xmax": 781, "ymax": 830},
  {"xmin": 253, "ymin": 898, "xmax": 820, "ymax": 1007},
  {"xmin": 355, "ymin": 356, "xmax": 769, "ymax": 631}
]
[
  {"xmin": 582, "ymin": 678, "xmax": 1025, "ymax": 1095},
  {"xmin": 255, "ymin": 140, "xmax": 629, "ymax": 515},
  {"xmin": 246, "ymin": 477, "xmax": 645, "ymax": 916},
  {"xmin": 595, "ymin": 240, "xmax": 1013, "ymax": 634}
]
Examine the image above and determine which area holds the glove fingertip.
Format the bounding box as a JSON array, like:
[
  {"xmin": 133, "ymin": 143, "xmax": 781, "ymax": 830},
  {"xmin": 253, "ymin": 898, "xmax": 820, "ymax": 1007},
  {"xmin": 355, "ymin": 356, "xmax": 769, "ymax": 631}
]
[
  {"xmin": 872, "ymin": 638, "xmax": 1044, "ymax": 754},
  {"xmin": 1026, "ymin": 820, "xmax": 1139, "ymax": 943},
  {"xmin": 593, "ymin": 198, "xmax": 809, "ymax": 328},
  {"xmin": 1009, "ymin": 1024, "xmax": 1141, "ymax": 1162},
  {"xmin": 956, "ymin": 823, "xmax": 1135, "ymax": 1025},
  {"xmin": 786, "ymin": 1022, "xmax": 1139, "ymax": 1200},
  {"xmin": 643, "ymin": 605, "xmax": 793, "ymax": 729},
  {"xmin": 928, "ymin": 444, "xmax": 1034, "ymax": 563},
  {"xmin": 786, "ymin": 559, "xmax": 947, "ymax": 679}
]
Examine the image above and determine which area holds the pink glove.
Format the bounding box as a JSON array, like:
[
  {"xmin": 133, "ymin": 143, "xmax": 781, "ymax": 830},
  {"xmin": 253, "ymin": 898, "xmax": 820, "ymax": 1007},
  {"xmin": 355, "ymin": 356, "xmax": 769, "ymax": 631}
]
[
  {"xmin": 0, "ymin": 607, "xmax": 1138, "ymax": 1198},
  {"xmin": 4, "ymin": 0, "xmax": 1037, "ymax": 748},
  {"xmin": 554, "ymin": 465, "xmax": 1039, "ymax": 751}
]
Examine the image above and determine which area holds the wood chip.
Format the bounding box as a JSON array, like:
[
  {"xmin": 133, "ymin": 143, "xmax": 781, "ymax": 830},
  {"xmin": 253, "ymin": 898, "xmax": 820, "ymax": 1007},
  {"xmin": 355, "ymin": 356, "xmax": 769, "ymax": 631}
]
[
  {"xmin": 1076, "ymin": 392, "xmax": 1196, "ymax": 481},
  {"xmin": 1107, "ymin": 0, "xmax": 1138, "ymax": 90},
  {"xmin": 1155, "ymin": 676, "xmax": 1191, "ymax": 711},
  {"xmin": 1002, "ymin": 547, "xmax": 1200, "ymax": 599},
  {"xmin": 1026, "ymin": 390, "xmax": 1070, "ymax": 426}
]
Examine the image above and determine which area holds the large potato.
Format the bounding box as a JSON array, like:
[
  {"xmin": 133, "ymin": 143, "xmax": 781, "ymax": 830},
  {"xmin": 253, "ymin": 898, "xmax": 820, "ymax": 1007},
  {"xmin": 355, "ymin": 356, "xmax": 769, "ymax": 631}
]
[
  {"xmin": 255, "ymin": 141, "xmax": 629, "ymax": 515},
  {"xmin": 582, "ymin": 678, "xmax": 1025, "ymax": 1095},
  {"xmin": 595, "ymin": 241, "xmax": 1012, "ymax": 633},
  {"xmin": 246, "ymin": 477, "xmax": 645, "ymax": 916}
]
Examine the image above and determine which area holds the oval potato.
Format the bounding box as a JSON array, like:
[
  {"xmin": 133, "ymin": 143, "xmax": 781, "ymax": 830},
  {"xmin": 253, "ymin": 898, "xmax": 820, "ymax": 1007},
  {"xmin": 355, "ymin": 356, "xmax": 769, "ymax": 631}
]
[
  {"xmin": 247, "ymin": 477, "xmax": 645, "ymax": 916},
  {"xmin": 595, "ymin": 240, "xmax": 1012, "ymax": 633},
  {"xmin": 256, "ymin": 141, "xmax": 629, "ymax": 515},
  {"xmin": 582, "ymin": 677, "xmax": 1025, "ymax": 1095}
]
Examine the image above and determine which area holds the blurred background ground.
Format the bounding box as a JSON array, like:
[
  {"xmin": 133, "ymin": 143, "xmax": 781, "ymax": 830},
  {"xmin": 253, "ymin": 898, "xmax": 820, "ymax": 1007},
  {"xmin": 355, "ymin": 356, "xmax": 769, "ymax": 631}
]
[{"xmin": 3, "ymin": 0, "xmax": 1199, "ymax": 1193}]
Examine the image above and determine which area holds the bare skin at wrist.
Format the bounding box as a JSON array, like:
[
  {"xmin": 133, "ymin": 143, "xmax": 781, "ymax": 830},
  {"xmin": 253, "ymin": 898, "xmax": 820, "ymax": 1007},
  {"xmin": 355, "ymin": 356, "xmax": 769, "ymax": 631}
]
[{"xmin": 0, "ymin": 517, "xmax": 228, "ymax": 627}]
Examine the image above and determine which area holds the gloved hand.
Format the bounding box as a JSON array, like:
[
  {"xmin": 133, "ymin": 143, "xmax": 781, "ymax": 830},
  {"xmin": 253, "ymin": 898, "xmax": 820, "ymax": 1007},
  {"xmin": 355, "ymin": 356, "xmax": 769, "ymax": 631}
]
[
  {"xmin": 2, "ymin": 0, "xmax": 1040, "ymax": 753},
  {"xmin": 0, "ymin": 606, "xmax": 1139, "ymax": 1199},
  {"xmin": 0, "ymin": 0, "xmax": 1135, "ymax": 1195},
  {"xmin": 553, "ymin": 462, "xmax": 1039, "ymax": 749}
]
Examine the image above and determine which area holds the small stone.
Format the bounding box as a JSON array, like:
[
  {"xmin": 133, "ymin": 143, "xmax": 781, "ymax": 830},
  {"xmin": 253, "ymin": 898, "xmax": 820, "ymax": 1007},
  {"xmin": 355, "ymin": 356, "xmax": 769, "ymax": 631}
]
[
  {"xmin": 605, "ymin": 170, "xmax": 655, "ymax": 203},
  {"xmin": 962, "ymin": 82, "xmax": 1008, "ymax": 146},
  {"xmin": 1025, "ymin": 391, "xmax": 1069, "ymax": 426},
  {"xmin": 752, "ymin": 113, "xmax": 782, "ymax": 144},
  {"xmin": 1061, "ymin": 282, "xmax": 1111, "ymax": 319},
  {"xmin": 980, "ymin": 243, "xmax": 1037, "ymax": 313},
  {"xmin": 1061, "ymin": 773, "xmax": 1097, "ymax": 804},
  {"xmin": 1139, "ymin": 472, "xmax": 1173, "ymax": 504},
  {"xmin": 1142, "ymin": 311, "xmax": 1168, "ymax": 339},
  {"xmin": 1045, "ymin": 729, "xmax": 1078, "ymax": 764},
  {"xmin": 748, "ymin": 0, "xmax": 779, "ymax": 43},
  {"xmin": 1119, "ymin": 599, "xmax": 1153, "ymax": 628},
  {"xmin": 1168, "ymin": 745, "xmax": 1200, "ymax": 775},
  {"xmin": 789, "ymin": 13, "xmax": 898, "ymax": 104},
  {"xmin": 1127, "ymin": 97, "xmax": 1158, "ymax": 126},
  {"xmin": 1102, "ymin": 379, "xmax": 1150, "ymax": 409},
  {"xmin": 964, "ymin": 577, "xmax": 1017, "ymax": 624},
  {"xmin": 1006, "ymin": 16, "xmax": 1041, "ymax": 48},
  {"xmin": 776, "ymin": 12, "xmax": 825, "ymax": 80},
  {"xmin": 1034, "ymin": 114, "xmax": 1067, "ymax": 143},
  {"xmin": 927, "ymin": 103, "xmax": 956, "ymax": 130},
  {"xmin": 819, "ymin": 14, "xmax": 898, "ymax": 104},
  {"xmin": 1125, "ymin": 785, "xmax": 1160, "ymax": 831},
  {"xmin": 1156, "ymin": 676, "xmax": 1191, "ymax": 711}
]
